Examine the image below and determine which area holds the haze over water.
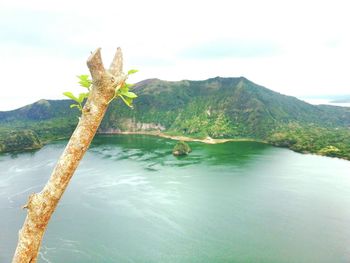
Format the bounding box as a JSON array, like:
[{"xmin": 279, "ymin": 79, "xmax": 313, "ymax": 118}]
[{"xmin": 1, "ymin": 135, "xmax": 350, "ymax": 262}]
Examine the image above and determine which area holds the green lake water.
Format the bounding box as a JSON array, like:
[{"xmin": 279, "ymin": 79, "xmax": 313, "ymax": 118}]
[{"xmin": 1, "ymin": 135, "xmax": 350, "ymax": 262}]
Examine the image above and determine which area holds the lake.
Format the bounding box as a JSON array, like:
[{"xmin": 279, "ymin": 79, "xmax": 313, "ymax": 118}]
[{"xmin": 1, "ymin": 135, "xmax": 350, "ymax": 262}]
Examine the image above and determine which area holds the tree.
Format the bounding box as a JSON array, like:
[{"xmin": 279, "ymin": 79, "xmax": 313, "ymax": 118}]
[{"xmin": 12, "ymin": 48, "xmax": 128, "ymax": 263}]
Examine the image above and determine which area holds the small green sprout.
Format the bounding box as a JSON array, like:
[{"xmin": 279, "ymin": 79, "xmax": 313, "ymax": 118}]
[
  {"xmin": 63, "ymin": 70, "xmax": 138, "ymax": 111},
  {"xmin": 77, "ymin": 75, "xmax": 92, "ymax": 90},
  {"xmin": 62, "ymin": 91, "xmax": 88, "ymax": 111},
  {"xmin": 107, "ymin": 70, "xmax": 138, "ymax": 107}
]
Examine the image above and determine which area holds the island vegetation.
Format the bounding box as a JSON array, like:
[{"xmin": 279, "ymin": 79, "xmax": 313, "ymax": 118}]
[{"xmin": 172, "ymin": 140, "xmax": 192, "ymax": 156}]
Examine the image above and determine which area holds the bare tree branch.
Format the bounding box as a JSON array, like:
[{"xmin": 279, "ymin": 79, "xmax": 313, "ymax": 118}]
[
  {"xmin": 109, "ymin": 47, "xmax": 123, "ymax": 76},
  {"xmin": 12, "ymin": 48, "xmax": 124, "ymax": 263},
  {"xmin": 87, "ymin": 48, "xmax": 105, "ymax": 80}
]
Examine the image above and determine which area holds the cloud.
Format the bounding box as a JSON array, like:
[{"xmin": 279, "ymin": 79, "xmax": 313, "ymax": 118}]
[
  {"xmin": 1, "ymin": 0, "xmax": 350, "ymax": 110},
  {"xmin": 0, "ymin": 8, "xmax": 93, "ymax": 59}
]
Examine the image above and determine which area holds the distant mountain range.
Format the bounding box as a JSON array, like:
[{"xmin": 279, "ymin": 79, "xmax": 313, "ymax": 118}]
[
  {"xmin": 301, "ymin": 94, "xmax": 350, "ymax": 105},
  {"xmin": 330, "ymin": 98, "xmax": 350, "ymax": 103},
  {"xmin": 1, "ymin": 77, "xmax": 350, "ymax": 160},
  {"xmin": 302, "ymin": 94, "xmax": 350, "ymax": 101}
]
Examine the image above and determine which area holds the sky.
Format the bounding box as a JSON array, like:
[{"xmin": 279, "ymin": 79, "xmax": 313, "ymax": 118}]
[{"xmin": 0, "ymin": 0, "xmax": 349, "ymax": 110}]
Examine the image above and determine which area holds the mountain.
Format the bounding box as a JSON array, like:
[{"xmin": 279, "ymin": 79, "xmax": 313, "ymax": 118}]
[
  {"xmin": 0, "ymin": 99, "xmax": 78, "ymax": 143},
  {"xmin": 1, "ymin": 77, "xmax": 350, "ymax": 159},
  {"xmin": 101, "ymin": 77, "xmax": 350, "ymax": 136}
]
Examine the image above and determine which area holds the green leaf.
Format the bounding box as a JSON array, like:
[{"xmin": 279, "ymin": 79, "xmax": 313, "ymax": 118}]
[
  {"xmin": 127, "ymin": 69, "xmax": 138, "ymax": 75},
  {"xmin": 124, "ymin": 83, "xmax": 134, "ymax": 89},
  {"xmin": 63, "ymin": 92, "xmax": 79, "ymax": 102},
  {"xmin": 78, "ymin": 92, "xmax": 88, "ymax": 103},
  {"xmin": 118, "ymin": 84, "xmax": 128, "ymax": 94},
  {"xmin": 123, "ymin": 91, "xmax": 137, "ymax": 99},
  {"xmin": 119, "ymin": 95, "xmax": 134, "ymax": 108},
  {"xmin": 78, "ymin": 74, "xmax": 90, "ymax": 80},
  {"xmin": 118, "ymin": 83, "xmax": 136, "ymax": 95},
  {"xmin": 70, "ymin": 104, "xmax": 80, "ymax": 109},
  {"xmin": 77, "ymin": 75, "xmax": 92, "ymax": 88},
  {"xmin": 124, "ymin": 97, "xmax": 134, "ymax": 107}
]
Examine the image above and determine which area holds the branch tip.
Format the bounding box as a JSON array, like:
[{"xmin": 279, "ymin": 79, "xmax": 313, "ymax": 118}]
[
  {"xmin": 87, "ymin": 48, "xmax": 105, "ymax": 80},
  {"xmin": 109, "ymin": 47, "xmax": 123, "ymax": 76},
  {"xmin": 87, "ymin": 48, "xmax": 101, "ymax": 64}
]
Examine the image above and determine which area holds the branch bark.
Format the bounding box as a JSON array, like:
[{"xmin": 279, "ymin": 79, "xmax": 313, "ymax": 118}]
[
  {"xmin": 12, "ymin": 48, "xmax": 127, "ymax": 263},
  {"xmin": 109, "ymin": 47, "xmax": 123, "ymax": 76}
]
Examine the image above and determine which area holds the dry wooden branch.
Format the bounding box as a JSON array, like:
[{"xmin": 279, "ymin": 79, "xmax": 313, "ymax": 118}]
[
  {"xmin": 109, "ymin": 47, "xmax": 123, "ymax": 76},
  {"xmin": 12, "ymin": 48, "xmax": 127, "ymax": 263}
]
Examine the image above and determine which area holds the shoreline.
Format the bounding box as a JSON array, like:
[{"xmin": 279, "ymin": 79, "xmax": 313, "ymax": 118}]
[
  {"xmin": 98, "ymin": 131, "xmax": 266, "ymax": 144},
  {"xmin": 98, "ymin": 131, "xmax": 350, "ymax": 162}
]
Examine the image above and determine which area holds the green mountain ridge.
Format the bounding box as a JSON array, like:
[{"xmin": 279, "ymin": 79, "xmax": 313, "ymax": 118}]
[{"xmin": 1, "ymin": 77, "xmax": 350, "ymax": 160}]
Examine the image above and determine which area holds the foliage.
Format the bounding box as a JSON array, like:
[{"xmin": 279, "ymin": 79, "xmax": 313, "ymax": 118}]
[
  {"xmin": 0, "ymin": 130, "xmax": 42, "ymax": 152},
  {"xmin": 172, "ymin": 140, "xmax": 192, "ymax": 156},
  {"xmin": 63, "ymin": 71, "xmax": 138, "ymax": 111},
  {"xmin": 62, "ymin": 91, "xmax": 88, "ymax": 111},
  {"xmin": 318, "ymin": 145, "xmax": 341, "ymax": 156},
  {"xmin": 268, "ymin": 123, "xmax": 350, "ymax": 160},
  {"xmin": 108, "ymin": 82, "xmax": 137, "ymax": 107},
  {"xmin": 77, "ymin": 74, "xmax": 92, "ymax": 89}
]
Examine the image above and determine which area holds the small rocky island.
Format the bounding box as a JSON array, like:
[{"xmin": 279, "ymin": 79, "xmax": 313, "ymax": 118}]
[{"xmin": 172, "ymin": 140, "xmax": 192, "ymax": 156}]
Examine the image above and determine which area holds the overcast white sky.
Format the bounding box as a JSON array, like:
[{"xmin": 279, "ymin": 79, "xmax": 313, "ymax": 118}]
[{"xmin": 0, "ymin": 0, "xmax": 349, "ymax": 110}]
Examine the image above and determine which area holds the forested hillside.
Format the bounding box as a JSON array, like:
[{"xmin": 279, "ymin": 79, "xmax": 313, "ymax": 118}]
[{"xmin": 1, "ymin": 77, "xmax": 350, "ymax": 159}]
